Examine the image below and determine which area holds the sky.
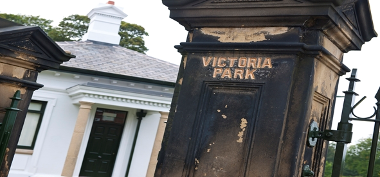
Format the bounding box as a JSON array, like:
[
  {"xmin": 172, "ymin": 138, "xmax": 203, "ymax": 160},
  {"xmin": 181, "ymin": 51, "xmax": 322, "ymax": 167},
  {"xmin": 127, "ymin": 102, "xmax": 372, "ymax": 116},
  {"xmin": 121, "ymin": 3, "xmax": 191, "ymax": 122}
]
[{"xmin": 1, "ymin": 0, "xmax": 380, "ymax": 144}]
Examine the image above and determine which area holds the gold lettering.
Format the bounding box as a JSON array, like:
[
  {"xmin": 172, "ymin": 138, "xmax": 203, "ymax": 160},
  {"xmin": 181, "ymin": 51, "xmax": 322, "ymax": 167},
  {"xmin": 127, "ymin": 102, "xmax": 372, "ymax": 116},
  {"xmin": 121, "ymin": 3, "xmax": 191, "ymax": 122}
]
[
  {"xmin": 234, "ymin": 68, "xmax": 244, "ymax": 79},
  {"xmin": 228, "ymin": 57, "xmax": 238, "ymax": 67},
  {"xmin": 212, "ymin": 57, "xmax": 218, "ymax": 67},
  {"xmin": 257, "ymin": 58, "xmax": 262, "ymax": 68},
  {"xmin": 262, "ymin": 58, "xmax": 272, "ymax": 68},
  {"xmin": 213, "ymin": 68, "xmax": 223, "ymax": 78},
  {"xmin": 221, "ymin": 68, "xmax": 232, "ymax": 78},
  {"xmin": 202, "ymin": 57, "xmax": 213, "ymax": 67},
  {"xmin": 247, "ymin": 58, "xmax": 257, "ymax": 68},
  {"xmin": 245, "ymin": 69, "xmax": 256, "ymax": 79},
  {"xmin": 217, "ymin": 57, "xmax": 227, "ymax": 67},
  {"xmin": 238, "ymin": 57, "xmax": 247, "ymax": 67},
  {"xmin": 204, "ymin": 56, "xmax": 272, "ymax": 79}
]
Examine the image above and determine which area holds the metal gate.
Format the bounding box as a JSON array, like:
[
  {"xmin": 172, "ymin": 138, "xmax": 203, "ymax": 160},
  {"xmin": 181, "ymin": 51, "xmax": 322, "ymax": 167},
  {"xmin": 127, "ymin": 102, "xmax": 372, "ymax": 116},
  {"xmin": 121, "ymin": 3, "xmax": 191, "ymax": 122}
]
[{"xmin": 306, "ymin": 69, "xmax": 380, "ymax": 177}]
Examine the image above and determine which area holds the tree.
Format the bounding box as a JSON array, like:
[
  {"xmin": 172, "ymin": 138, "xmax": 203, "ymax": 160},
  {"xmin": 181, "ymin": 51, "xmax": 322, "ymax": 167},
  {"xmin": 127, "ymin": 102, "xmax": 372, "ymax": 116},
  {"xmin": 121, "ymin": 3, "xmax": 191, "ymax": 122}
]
[
  {"xmin": 1, "ymin": 13, "xmax": 149, "ymax": 54},
  {"xmin": 324, "ymin": 142, "xmax": 336, "ymax": 176},
  {"xmin": 119, "ymin": 21, "xmax": 149, "ymax": 54},
  {"xmin": 324, "ymin": 161, "xmax": 333, "ymax": 177},
  {"xmin": 46, "ymin": 27, "xmax": 71, "ymax": 41},
  {"xmin": 50, "ymin": 14, "xmax": 149, "ymax": 53},
  {"xmin": 324, "ymin": 137, "xmax": 380, "ymax": 177},
  {"xmin": 49, "ymin": 15, "xmax": 90, "ymax": 41},
  {"xmin": 0, "ymin": 13, "xmax": 52, "ymax": 32},
  {"xmin": 344, "ymin": 137, "xmax": 380, "ymax": 177}
]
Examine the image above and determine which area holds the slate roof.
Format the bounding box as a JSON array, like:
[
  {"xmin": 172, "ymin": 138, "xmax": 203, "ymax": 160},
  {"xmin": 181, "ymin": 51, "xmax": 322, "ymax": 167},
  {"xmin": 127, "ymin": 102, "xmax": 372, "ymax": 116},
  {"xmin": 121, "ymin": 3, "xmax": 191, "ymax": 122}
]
[{"xmin": 57, "ymin": 40, "xmax": 179, "ymax": 83}]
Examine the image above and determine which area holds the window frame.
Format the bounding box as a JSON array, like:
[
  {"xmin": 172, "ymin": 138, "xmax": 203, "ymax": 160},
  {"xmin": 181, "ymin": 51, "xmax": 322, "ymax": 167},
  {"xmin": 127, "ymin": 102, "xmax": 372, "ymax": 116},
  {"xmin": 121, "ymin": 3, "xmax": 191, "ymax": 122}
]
[{"xmin": 17, "ymin": 100, "xmax": 47, "ymax": 150}]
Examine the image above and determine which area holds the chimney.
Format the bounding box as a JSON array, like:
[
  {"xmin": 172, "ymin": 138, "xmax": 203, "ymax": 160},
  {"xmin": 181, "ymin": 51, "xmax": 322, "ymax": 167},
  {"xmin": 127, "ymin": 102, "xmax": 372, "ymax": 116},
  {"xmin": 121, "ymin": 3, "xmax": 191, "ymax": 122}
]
[{"xmin": 82, "ymin": 1, "xmax": 128, "ymax": 45}]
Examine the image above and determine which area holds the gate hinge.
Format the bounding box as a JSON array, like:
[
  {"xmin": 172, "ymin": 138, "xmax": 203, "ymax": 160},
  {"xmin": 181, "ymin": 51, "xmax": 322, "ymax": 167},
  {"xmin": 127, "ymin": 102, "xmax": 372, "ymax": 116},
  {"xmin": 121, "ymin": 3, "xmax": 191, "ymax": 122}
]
[{"xmin": 308, "ymin": 121, "xmax": 352, "ymax": 146}]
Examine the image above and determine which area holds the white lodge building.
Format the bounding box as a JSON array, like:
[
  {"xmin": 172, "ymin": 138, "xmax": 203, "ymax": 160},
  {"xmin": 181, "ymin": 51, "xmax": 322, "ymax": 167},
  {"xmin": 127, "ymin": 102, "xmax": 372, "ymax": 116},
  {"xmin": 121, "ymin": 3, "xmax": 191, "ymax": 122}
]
[{"xmin": 9, "ymin": 2, "xmax": 178, "ymax": 177}]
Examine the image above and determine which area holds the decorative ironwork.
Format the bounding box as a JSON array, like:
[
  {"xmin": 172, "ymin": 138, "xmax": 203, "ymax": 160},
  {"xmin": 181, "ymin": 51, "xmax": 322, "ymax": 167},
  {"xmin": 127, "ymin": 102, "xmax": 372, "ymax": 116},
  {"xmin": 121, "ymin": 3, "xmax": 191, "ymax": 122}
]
[
  {"xmin": 350, "ymin": 96, "xmax": 377, "ymax": 120},
  {"xmin": 307, "ymin": 68, "xmax": 380, "ymax": 177},
  {"xmin": 347, "ymin": 86, "xmax": 380, "ymax": 177},
  {"xmin": 0, "ymin": 90, "xmax": 21, "ymax": 167}
]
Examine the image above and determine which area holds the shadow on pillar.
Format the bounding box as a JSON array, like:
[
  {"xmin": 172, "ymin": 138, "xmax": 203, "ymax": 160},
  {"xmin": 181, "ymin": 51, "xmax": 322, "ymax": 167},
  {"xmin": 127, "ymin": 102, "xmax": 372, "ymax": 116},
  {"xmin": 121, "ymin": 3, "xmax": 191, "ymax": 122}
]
[{"xmin": 156, "ymin": 0, "xmax": 376, "ymax": 176}]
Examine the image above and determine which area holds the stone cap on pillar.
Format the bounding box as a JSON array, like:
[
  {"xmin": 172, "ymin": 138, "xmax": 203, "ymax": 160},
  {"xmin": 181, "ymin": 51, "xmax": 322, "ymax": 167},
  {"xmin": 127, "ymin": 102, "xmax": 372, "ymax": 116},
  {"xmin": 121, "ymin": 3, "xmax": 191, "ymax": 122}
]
[
  {"xmin": 0, "ymin": 18, "xmax": 75, "ymax": 71},
  {"xmin": 162, "ymin": 0, "xmax": 376, "ymax": 51}
]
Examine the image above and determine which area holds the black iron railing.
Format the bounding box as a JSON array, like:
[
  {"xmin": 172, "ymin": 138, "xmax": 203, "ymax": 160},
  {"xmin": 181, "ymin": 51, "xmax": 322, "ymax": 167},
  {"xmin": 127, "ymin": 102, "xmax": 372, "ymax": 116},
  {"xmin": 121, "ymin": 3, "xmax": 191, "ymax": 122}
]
[
  {"xmin": 0, "ymin": 90, "xmax": 21, "ymax": 167},
  {"xmin": 308, "ymin": 69, "xmax": 380, "ymax": 177},
  {"xmin": 331, "ymin": 68, "xmax": 380, "ymax": 176}
]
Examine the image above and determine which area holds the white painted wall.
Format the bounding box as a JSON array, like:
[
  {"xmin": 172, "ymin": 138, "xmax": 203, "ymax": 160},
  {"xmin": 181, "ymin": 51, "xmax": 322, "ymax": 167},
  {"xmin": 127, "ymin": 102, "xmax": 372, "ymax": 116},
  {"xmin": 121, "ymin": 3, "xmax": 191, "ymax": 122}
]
[
  {"xmin": 10, "ymin": 88, "xmax": 79, "ymax": 176},
  {"xmin": 10, "ymin": 70, "xmax": 170, "ymax": 177},
  {"xmin": 128, "ymin": 111, "xmax": 161, "ymax": 177}
]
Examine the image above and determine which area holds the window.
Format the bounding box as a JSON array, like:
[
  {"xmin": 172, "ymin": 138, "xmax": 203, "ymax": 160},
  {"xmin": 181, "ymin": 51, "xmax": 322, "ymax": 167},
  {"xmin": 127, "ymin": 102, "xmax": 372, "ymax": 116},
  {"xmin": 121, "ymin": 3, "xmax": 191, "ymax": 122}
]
[{"xmin": 17, "ymin": 100, "xmax": 46, "ymax": 149}]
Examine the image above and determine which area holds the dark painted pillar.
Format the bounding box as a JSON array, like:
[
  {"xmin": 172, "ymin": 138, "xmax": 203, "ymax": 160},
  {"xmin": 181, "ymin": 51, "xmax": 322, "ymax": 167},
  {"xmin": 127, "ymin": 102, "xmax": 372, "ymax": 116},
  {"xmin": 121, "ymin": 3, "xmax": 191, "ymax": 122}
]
[
  {"xmin": 156, "ymin": 0, "xmax": 376, "ymax": 176},
  {"xmin": 0, "ymin": 19, "xmax": 74, "ymax": 176}
]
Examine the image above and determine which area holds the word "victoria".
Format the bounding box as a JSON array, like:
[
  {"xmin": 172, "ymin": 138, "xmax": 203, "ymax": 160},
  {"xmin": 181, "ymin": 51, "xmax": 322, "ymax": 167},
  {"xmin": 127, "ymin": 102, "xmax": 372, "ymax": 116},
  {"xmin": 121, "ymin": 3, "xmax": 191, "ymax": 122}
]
[{"xmin": 202, "ymin": 57, "xmax": 273, "ymax": 79}]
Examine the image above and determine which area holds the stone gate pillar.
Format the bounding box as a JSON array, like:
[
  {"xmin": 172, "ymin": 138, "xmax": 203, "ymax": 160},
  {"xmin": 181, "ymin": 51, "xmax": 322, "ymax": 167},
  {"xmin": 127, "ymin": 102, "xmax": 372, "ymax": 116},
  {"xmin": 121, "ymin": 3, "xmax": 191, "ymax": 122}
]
[
  {"xmin": 0, "ymin": 19, "xmax": 74, "ymax": 176},
  {"xmin": 156, "ymin": 0, "xmax": 376, "ymax": 176}
]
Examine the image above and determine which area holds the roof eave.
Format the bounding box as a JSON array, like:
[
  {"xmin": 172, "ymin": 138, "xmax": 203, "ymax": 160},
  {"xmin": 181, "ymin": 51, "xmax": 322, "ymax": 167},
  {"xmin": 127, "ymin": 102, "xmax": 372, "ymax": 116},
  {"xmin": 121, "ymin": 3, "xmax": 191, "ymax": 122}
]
[
  {"xmin": 0, "ymin": 19, "xmax": 75, "ymax": 69},
  {"xmin": 56, "ymin": 66, "xmax": 176, "ymax": 87}
]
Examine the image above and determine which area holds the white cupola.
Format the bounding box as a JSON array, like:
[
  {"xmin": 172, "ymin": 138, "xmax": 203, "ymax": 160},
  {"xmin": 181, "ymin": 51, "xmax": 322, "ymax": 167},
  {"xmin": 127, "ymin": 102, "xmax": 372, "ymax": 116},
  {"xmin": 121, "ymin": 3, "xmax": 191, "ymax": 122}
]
[{"xmin": 82, "ymin": 1, "xmax": 128, "ymax": 45}]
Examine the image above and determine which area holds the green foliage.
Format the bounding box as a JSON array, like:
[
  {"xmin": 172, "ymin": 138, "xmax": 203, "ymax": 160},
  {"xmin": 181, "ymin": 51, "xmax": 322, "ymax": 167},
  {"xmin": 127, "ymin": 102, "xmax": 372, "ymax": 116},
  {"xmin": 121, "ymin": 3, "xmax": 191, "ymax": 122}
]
[
  {"xmin": 51, "ymin": 15, "xmax": 90, "ymax": 41},
  {"xmin": 324, "ymin": 161, "xmax": 333, "ymax": 177},
  {"xmin": 0, "ymin": 13, "xmax": 52, "ymax": 32},
  {"xmin": 0, "ymin": 13, "xmax": 149, "ymax": 53},
  {"xmin": 344, "ymin": 137, "xmax": 380, "ymax": 177},
  {"xmin": 324, "ymin": 143, "xmax": 336, "ymax": 176},
  {"xmin": 47, "ymin": 27, "xmax": 71, "ymax": 41},
  {"xmin": 324, "ymin": 137, "xmax": 380, "ymax": 177},
  {"xmin": 119, "ymin": 21, "xmax": 149, "ymax": 54}
]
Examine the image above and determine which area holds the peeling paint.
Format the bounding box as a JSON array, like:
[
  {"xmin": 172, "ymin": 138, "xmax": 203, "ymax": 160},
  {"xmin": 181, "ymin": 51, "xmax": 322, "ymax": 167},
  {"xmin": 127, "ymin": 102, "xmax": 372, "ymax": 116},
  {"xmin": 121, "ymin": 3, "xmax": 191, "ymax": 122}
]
[
  {"xmin": 0, "ymin": 63, "xmax": 27, "ymax": 79},
  {"xmin": 217, "ymin": 109, "xmax": 221, "ymax": 112},
  {"xmin": 178, "ymin": 78, "xmax": 183, "ymax": 85},
  {"xmin": 221, "ymin": 114, "xmax": 227, "ymax": 119},
  {"xmin": 225, "ymin": 105, "xmax": 227, "ymax": 108},
  {"xmin": 201, "ymin": 27, "xmax": 289, "ymax": 43},
  {"xmin": 12, "ymin": 67, "xmax": 26, "ymax": 79},
  {"xmin": 0, "ymin": 148, "xmax": 9, "ymax": 177},
  {"xmin": 237, "ymin": 118, "xmax": 247, "ymax": 143},
  {"xmin": 16, "ymin": 52, "xmax": 37, "ymax": 61},
  {"xmin": 189, "ymin": 31, "xmax": 194, "ymax": 43},
  {"xmin": 322, "ymin": 36, "xmax": 343, "ymax": 60},
  {"xmin": 195, "ymin": 158, "xmax": 200, "ymax": 170},
  {"xmin": 183, "ymin": 56, "xmax": 187, "ymax": 69},
  {"xmin": 13, "ymin": 87, "xmax": 26, "ymax": 95},
  {"xmin": 207, "ymin": 149, "xmax": 211, "ymax": 152}
]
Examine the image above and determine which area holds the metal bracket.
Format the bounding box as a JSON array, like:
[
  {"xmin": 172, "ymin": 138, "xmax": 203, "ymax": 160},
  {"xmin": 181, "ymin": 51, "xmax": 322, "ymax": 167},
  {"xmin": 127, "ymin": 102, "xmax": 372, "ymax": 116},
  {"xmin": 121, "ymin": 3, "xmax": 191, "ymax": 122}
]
[{"xmin": 308, "ymin": 121, "xmax": 353, "ymax": 146}]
